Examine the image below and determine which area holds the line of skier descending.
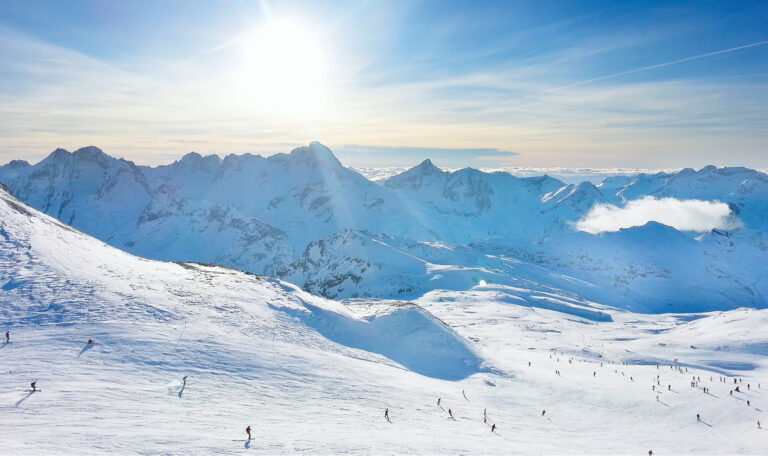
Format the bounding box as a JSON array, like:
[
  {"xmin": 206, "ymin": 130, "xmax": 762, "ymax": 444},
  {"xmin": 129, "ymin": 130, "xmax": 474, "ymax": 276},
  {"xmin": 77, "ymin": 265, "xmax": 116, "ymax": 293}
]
[{"xmin": 377, "ymin": 351, "xmax": 765, "ymax": 453}]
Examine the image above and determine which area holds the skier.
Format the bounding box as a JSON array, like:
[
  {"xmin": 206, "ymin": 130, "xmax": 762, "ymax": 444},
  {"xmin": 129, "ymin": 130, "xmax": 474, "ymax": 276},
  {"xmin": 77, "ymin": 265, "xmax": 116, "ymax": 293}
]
[
  {"xmin": 697, "ymin": 414, "xmax": 701, "ymax": 422},
  {"xmin": 736, "ymin": 386, "xmax": 740, "ymax": 393},
  {"xmin": 649, "ymin": 451, "xmax": 654, "ymax": 456},
  {"xmin": 437, "ymin": 397, "xmax": 441, "ymax": 406},
  {"xmin": 594, "ymin": 372, "xmax": 596, "ymax": 377},
  {"xmin": 448, "ymin": 409, "xmax": 454, "ymax": 420},
  {"xmin": 484, "ymin": 408, "xmax": 487, "ymax": 423},
  {"xmin": 541, "ymin": 410, "xmax": 546, "ymax": 416},
  {"xmin": 30, "ymin": 381, "xmax": 36, "ymax": 392},
  {"xmin": 5, "ymin": 330, "xmax": 8, "ymax": 343},
  {"xmin": 384, "ymin": 408, "xmax": 389, "ymax": 420},
  {"xmin": 246, "ymin": 425, "xmax": 251, "ymax": 440},
  {"xmin": 758, "ymin": 421, "xmax": 761, "ymax": 429},
  {"xmin": 87, "ymin": 339, "xmax": 94, "ymax": 345},
  {"xmin": 747, "ymin": 400, "xmax": 750, "ymax": 407},
  {"xmin": 730, "ymin": 390, "xmax": 733, "ymax": 396},
  {"xmin": 491, "ymin": 424, "xmax": 496, "ymax": 433},
  {"xmin": 528, "ymin": 361, "xmax": 531, "ymax": 367},
  {"xmin": 182, "ymin": 375, "xmax": 188, "ymax": 386},
  {"xmin": 668, "ymin": 385, "xmax": 671, "ymax": 391}
]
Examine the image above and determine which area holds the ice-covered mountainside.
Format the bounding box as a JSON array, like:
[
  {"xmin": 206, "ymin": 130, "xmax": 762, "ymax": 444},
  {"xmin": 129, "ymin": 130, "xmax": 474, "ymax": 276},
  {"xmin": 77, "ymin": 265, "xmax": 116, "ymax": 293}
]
[
  {"xmin": 1, "ymin": 143, "xmax": 767, "ymax": 310},
  {"xmin": 1, "ymin": 186, "xmax": 767, "ymax": 454}
]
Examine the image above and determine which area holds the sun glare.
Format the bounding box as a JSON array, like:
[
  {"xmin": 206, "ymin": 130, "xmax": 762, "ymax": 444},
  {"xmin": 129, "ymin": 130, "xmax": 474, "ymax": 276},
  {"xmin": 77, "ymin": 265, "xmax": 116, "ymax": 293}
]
[{"xmin": 239, "ymin": 20, "xmax": 331, "ymax": 115}]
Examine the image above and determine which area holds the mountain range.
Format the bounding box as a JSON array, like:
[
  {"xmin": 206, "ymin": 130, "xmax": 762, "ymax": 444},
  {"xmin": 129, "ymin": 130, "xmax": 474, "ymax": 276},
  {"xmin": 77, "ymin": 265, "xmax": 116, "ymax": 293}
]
[{"xmin": 2, "ymin": 142, "xmax": 767, "ymax": 312}]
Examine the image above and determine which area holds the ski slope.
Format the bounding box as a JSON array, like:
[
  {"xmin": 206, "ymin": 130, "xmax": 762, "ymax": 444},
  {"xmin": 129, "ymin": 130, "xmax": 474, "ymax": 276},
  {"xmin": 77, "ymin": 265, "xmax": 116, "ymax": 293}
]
[{"xmin": 1, "ymin": 188, "xmax": 767, "ymax": 454}]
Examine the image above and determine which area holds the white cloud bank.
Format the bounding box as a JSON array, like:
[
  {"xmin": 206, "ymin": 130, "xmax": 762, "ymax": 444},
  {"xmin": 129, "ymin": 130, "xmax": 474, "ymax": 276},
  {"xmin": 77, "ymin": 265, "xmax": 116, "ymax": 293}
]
[{"xmin": 575, "ymin": 196, "xmax": 741, "ymax": 234}]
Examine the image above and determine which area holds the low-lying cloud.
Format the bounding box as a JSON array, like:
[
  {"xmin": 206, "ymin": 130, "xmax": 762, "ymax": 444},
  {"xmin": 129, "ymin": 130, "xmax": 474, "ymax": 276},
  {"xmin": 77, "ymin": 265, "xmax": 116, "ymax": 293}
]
[{"xmin": 575, "ymin": 196, "xmax": 741, "ymax": 234}]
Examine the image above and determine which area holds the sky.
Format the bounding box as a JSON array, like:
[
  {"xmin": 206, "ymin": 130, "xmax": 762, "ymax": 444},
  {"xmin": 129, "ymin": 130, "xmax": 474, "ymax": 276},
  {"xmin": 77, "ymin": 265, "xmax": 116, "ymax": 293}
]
[{"xmin": 0, "ymin": 0, "xmax": 767, "ymax": 169}]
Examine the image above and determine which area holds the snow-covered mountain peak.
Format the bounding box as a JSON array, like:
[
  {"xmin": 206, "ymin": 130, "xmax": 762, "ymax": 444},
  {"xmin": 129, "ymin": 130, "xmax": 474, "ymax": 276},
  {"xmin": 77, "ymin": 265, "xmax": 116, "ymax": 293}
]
[
  {"xmin": 44, "ymin": 147, "xmax": 72, "ymax": 161},
  {"xmin": 73, "ymin": 145, "xmax": 105, "ymax": 157},
  {"xmin": 2, "ymin": 159, "xmax": 30, "ymax": 169},
  {"xmin": 614, "ymin": 220, "xmax": 686, "ymax": 238},
  {"xmin": 384, "ymin": 158, "xmax": 446, "ymax": 190},
  {"xmin": 175, "ymin": 151, "xmax": 222, "ymax": 171},
  {"xmin": 415, "ymin": 158, "xmax": 442, "ymax": 173},
  {"xmin": 284, "ymin": 141, "xmax": 343, "ymax": 169},
  {"xmin": 72, "ymin": 146, "xmax": 110, "ymax": 168}
]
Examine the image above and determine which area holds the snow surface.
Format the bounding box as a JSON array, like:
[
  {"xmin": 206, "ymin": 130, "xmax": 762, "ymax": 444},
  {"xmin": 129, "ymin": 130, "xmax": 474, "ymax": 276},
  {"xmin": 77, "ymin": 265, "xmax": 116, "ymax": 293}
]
[{"xmin": 1, "ymin": 184, "xmax": 767, "ymax": 454}]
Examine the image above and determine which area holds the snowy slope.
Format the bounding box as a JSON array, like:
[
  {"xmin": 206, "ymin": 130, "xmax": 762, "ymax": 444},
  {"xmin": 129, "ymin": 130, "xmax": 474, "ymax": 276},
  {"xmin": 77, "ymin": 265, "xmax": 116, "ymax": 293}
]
[
  {"xmin": 2, "ymin": 143, "xmax": 767, "ymax": 311},
  {"xmin": 1, "ymin": 187, "xmax": 767, "ymax": 454}
]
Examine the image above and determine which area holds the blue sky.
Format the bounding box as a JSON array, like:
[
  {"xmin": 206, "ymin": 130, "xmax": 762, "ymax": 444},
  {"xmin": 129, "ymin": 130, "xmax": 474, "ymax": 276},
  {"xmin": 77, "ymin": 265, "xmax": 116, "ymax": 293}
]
[{"xmin": 0, "ymin": 0, "xmax": 766, "ymax": 168}]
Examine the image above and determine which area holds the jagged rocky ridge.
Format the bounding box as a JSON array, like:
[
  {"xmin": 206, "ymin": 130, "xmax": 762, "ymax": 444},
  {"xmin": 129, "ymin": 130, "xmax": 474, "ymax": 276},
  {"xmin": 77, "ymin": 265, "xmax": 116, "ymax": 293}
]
[{"xmin": 2, "ymin": 142, "xmax": 767, "ymax": 311}]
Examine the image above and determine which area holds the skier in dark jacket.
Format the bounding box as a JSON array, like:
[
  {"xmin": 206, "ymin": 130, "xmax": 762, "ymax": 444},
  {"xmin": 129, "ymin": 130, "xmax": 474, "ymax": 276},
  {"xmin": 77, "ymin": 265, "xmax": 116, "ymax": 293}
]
[
  {"xmin": 5, "ymin": 330, "xmax": 8, "ymax": 343},
  {"xmin": 87, "ymin": 339, "xmax": 94, "ymax": 345},
  {"xmin": 384, "ymin": 408, "xmax": 389, "ymax": 420},
  {"xmin": 491, "ymin": 424, "xmax": 496, "ymax": 433},
  {"xmin": 31, "ymin": 381, "xmax": 36, "ymax": 391},
  {"xmin": 246, "ymin": 425, "xmax": 251, "ymax": 440}
]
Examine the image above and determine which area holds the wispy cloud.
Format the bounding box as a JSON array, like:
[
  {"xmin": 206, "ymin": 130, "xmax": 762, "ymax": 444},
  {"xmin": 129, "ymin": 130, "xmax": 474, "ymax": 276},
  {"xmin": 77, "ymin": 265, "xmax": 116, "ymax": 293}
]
[{"xmin": 541, "ymin": 39, "xmax": 768, "ymax": 94}]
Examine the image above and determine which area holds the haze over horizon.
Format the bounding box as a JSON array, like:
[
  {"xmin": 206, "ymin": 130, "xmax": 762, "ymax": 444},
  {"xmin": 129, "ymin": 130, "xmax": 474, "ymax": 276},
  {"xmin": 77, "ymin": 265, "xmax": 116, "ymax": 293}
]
[{"xmin": 0, "ymin": 0, "xmax": 766, "ymax": 169}]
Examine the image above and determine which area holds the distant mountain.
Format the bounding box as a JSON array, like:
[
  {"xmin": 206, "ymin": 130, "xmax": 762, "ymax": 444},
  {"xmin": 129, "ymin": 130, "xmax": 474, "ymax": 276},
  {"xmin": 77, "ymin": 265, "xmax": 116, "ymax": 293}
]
[{"xmin": 2, "ymin": 142, "xmax": 767, "ymax": 310}]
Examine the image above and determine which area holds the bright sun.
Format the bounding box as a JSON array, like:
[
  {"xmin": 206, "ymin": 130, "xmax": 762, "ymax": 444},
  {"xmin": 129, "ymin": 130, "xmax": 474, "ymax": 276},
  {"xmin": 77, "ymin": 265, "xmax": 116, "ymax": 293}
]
[{"xmin": 240, "ymin": 20, "xmax": 330, "ymax": 115}]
